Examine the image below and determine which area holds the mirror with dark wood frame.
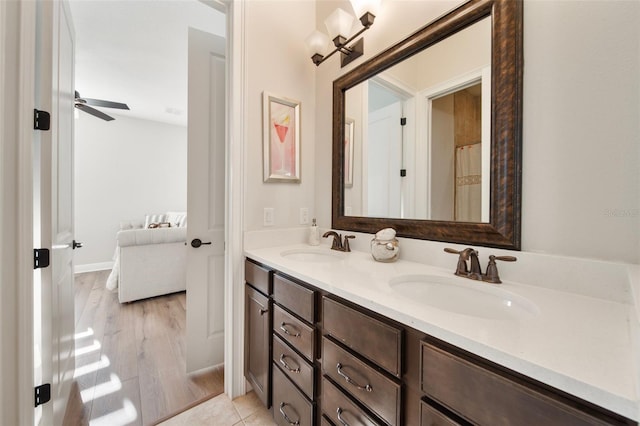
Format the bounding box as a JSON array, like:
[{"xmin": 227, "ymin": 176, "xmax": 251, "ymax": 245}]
[{"xmin": 332, "ymin": 0, "xmax": 522, "ymax": 250}]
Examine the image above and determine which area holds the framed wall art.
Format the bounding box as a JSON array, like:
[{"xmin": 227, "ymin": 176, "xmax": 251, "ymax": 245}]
[{"xmin": 263, "ymin": 92, "xmax": 301, "ymax": 182}]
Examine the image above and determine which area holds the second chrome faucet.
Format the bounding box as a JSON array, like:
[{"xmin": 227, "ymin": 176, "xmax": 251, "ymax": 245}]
[{"xmin": 323, "ymin": 231, "xmax": 355, "ymax": 252}]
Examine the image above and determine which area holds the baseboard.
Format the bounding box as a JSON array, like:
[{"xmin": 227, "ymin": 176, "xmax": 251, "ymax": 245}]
[{"xmin": 74, "ymin": 261, "xmax": 114, "ymax": 273}]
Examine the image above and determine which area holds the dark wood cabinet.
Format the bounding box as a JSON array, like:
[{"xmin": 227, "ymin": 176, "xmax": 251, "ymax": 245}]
[
  {"xmin": 321, "ymin": 377, "xmax": 380, "ymax": 426},
  {"xmin": 420, "ymin": 399, "xmax": 466, "ymax": 426},
  {"xmin": 321, "ymin": 296, "xmax": 402, "ymax": 425},
  {"xmin": 270, "ymin": 271, "xmax": 319, "ymax": 423},
  {"xmin": 322, "ymin": 336, "xmax": 401, "ymax": 426},
  {"xmin": 245, "ymin": 259, "xmax": 271, "ymax": 295},
  {"xmin": 323, "ymin": 296, "xmax": 402, "ymax": 378},
  {"xmin": 273, "ymin": 334, "xmax": 315, "ymax": 400},
  {"xmin": 244, "ymin": 284, "xmax": 271, "ymax": 407},
  {"xmin": 244, "ymin": 258, "xmax": 637, "ymax": 426},
  {"xmin": 244, "ymin": 260, "xmax": 273, "ymax": 408},
  {"xmin": 273, "ymin": 304, "xmax": 315, "ymax": 362},
  {"xmin": 274, "ymin": 273, "xmax": 316, "ymax": 324},
  {"xmin": 419, "ymin": 340, "xmax": 633, "ymax": 426},
  {"xmin": 273, "ymin": 364, "xmax": 315, "ymax": 426}
]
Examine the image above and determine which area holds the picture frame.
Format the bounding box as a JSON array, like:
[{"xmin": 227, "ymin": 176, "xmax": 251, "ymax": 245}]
[
  {"xmin": 344, "ymin": 118, "xmax": 355, "ymax": 187},
  {"xmin": 263, "ymin": 92, "xmax": 301, "ymax": 182}
]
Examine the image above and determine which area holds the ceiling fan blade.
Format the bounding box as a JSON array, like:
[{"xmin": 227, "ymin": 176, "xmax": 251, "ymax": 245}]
[
  {"xmin": 81, "ymin": 97, "xmax": 130, "ymax": 110},
  {"xmin": 75, "ymin": 103, "xmax": 115, "ymax": 121}
]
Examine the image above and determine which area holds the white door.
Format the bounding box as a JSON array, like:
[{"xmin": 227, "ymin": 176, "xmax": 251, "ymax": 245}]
[
  {"xmin": 186, "ymin": 28, "xmax": 226, "ymax": 372},
  {"xmin": 367, "ymin": 102, "xmax": 403, "ymax": 217},
  {"xmin": 34, "ymin": 0, "xmax": 76, "ymax": 424}
]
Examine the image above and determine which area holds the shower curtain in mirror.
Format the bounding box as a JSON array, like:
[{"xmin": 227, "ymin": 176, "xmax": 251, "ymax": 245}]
[{"xmin": 455, "ymin": 143, "xmax": 481, "ymax": 222}]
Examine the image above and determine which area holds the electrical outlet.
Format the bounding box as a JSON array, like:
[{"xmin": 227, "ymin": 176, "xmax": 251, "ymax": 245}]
[
  {"xmin": 299, "ymin": 208, "xmax": 309, "ymax": 225},
  {"xmin": 263, "ymin": 208, "xmax": 274, "ymax": 226}
]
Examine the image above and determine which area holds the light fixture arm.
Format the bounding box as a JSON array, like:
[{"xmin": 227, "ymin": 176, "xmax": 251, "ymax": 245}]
[{"xmin": 311, "ymin": 13, "xmax": 375, "ymax": 67}]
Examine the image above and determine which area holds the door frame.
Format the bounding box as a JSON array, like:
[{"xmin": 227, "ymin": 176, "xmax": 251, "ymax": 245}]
[
  {"xmin": 0, "ymin": 0, "xmax": 37, "ymax": 424},
  {"xmin": 223, "ymin": 0, "xmax": 248, "ymax": 399},
  {"xmin": 192, "ymin": 0, "xmax": 249, "ymax": 399},
  {"xmin": 417, "ymin": 67, "xmax": 491, "ymax": 222}
]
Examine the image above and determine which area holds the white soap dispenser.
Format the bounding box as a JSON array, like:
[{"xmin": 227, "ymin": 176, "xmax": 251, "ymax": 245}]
[{"xmin": 308, "ymin": 218, "xmax": 320, "ymax": 246}]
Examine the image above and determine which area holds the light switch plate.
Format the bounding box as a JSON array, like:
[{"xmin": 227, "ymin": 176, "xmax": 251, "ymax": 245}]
[
  {"xmin": 263, "ymin": 208, "xmax": 274, "ymax": 226},
  {"xmin": 299, "ymin": 208, "xmax": 309, "ymax": 225}
]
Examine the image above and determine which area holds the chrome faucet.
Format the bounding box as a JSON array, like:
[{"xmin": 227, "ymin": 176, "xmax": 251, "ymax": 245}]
[
  {"xmin": 445, "ymin": 248, "xmax": 516, "ymax": 284},
  {"xmin": 322, "ymin": 231, "xmax": 355, "ymax": 252}
]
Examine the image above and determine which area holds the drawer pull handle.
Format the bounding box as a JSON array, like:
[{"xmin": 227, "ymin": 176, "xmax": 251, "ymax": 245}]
[
  {"xmin": 336, "ymin": 407, "xmax": 350, "ymax": 426},
  {"xmin": 279, "ymin": 354, "xmax": 301, "ymax": 373},
  {"xmin": 259, "ymin": 308, "xmax": 268, "ymax": 315},
  {"xmin": 279, "ymin": 402, "xmax": 300, "ymax": 426},
  {"xmin": 280, "ymin": 322, "xmax": 301, "ymax": 337},
  {"xmin": 336, "ymin": 363, "xmax": 373, "ymax": 392}
]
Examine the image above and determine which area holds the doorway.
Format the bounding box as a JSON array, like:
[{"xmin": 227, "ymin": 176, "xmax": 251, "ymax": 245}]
[
  {"xmin": 66, "ymin": 1, "xmax": 227, "ymax": 423},
  {"xmin": 419, "ymin": 68, "xmax": 491, "ymax": 222},
  {"xmin": 363, "ymin": 78, "xmax": 414, "ymax": 218}
]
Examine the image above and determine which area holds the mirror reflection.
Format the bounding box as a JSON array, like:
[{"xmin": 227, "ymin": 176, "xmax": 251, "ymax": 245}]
[{"xmin": 343, "ymin": 17, "xmax": 491, "ymax": 222}]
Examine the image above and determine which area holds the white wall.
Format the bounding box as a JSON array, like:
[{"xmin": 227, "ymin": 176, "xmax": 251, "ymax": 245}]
[
  {"xmin": 431, "ymin": 95, "xmax": 455, "ymax": 221},
  {"xmin": 243, "ymin": 1, "xmax": 316, "ymax": 231},
  {"xmin": 74, "ymin": 113, "xmax": 187, "ymax": 267},
  {"xmin": 387, "ymin": 16, "xmax": 490, "ymax": 92},
  {"xmin": 521, "ymin": 1, "xmax": 639, "ymax": 264},
  {"xmin": 312, "ymin": 0, "xmax": 640, "ymax": 264},
  {"xmin": 344, "ymin": 83, "xmax": 364, "ymax": 216}
]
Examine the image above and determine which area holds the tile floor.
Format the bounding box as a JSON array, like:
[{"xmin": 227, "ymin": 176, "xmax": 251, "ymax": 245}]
[{"xmin": 158, "ymin": 391, "xmax": 276, "ymax": 426}]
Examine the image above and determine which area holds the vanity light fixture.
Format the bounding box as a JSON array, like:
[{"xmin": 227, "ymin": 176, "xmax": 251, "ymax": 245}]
[{"xmin": 305, "ymin": 0, "xmax": 381, "ymax": 68}]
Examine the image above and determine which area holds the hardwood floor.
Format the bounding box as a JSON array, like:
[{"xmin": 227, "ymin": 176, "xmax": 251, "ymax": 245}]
[{"xmin": 64, "ymin": 270, "xmax": 224, "ymax": 425}]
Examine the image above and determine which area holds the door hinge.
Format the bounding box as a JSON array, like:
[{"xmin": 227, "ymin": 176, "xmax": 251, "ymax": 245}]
[
  {"xmin": 400, "ymin": 117, "xmax": 407, "ymax": 126},
  {"xmin": 400, "ymin": 169, "xmax": 407, "ymax": 177},
  {"xmin": 33, "ymin": 109, "xmax": 51, "ymax": 131},
  {"xmin": 35, "ymin": 383, "xmax": 51, "ymax": 407},
  {"xmin": 34, "ymin": 248, "xmax": 50, "ymax": 269}
]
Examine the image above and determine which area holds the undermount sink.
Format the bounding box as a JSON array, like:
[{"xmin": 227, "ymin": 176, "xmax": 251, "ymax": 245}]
[
  {"xmin": 280, "ymin": 248, "xmax": 344, "ymax": 263},
  {"xmin": 388, "ymin": 274, "xmax": 539, "ymax": 320}
]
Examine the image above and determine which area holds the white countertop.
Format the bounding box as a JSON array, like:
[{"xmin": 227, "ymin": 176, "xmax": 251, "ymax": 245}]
[{"xmin": 245, "ymin": 243, "xmax": 640, "ymax": 422}]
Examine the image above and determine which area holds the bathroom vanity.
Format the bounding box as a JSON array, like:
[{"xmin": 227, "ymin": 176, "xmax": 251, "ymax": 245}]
[
  {"xmin": 241, "ymin": 0, "xmax": 640, "ymax": 421},
  {"xmin": 243, "ymin": 246, "xmax": 639, "ymax": 426}
]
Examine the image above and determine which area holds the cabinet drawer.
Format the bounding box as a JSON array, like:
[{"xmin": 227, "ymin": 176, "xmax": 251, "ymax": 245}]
[
  {"xmin": 420, "ymin": 399, "xmax": 465, "ymax": 426},
  {"xmin": 273, "ymin": 364, "xmax": 314, "ymax": 426},
  {"xmin": 273, "ymin": 304, "xmax": 315, "ymax": 361},
  {"xmin": 323, "ymin": 337, "xmax": 400, "ymax": 426},
  {"xmin": 273, "ymin": 334, "xmax": 315, "ymax": 400},
  {"xmin": 323, "ymin": 296, "xmax": 402, "ymax": 377},
  {"xmin": 274, "ymin": 274, "xmax": 315, "ymax": 323},
  {"xmin": 245, "ymin": 259, "xmax": 272, "ymax": 295},
  {"xmin": 421, "ymin": 341, "xmax": 611, "ymax": 426},
  {"xmin": 321, "ymin": 415, "xmax": 335, "ymax": 426},
  {"xmin": 322, "ymin": 377, "xmax": 379, "ymax": 426}
]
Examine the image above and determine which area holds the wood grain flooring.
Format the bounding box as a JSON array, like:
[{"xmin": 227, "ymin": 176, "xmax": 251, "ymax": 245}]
[{"xmin": 63, "ymin": 270, "xmax": 224, "ymax": 426}]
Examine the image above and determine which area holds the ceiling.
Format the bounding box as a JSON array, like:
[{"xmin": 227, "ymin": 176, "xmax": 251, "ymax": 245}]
[{"xmin": 68, "ymin": 0, "xmax": 225, "ymax": 127}]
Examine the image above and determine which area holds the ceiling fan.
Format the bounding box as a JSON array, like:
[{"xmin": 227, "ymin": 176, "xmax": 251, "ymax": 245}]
[{"xmin": 74, "ymin": 91, "xmax": 129, "ymax": 121}]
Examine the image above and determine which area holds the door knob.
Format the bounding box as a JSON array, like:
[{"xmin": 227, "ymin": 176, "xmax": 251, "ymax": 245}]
[
  {"xmin": 72, "ymin": 240, "xmax": 83, "ymax": 249},
  {"xmin": 190, "ymin": 238, "xmax": 212, "ymax": 248}
]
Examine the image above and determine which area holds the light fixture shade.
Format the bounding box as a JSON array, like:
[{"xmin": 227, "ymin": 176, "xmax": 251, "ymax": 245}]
[
  {"xmin": 324, "ymin": 8, "xmax": 354, "ymax": 41},
  {"xmin": 350, "ymin": 0, "xmax": 382, "ymax": 19},
  {"xmin": 305, "ymin": 30, "xmax": 329, "ymax": 57}
]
